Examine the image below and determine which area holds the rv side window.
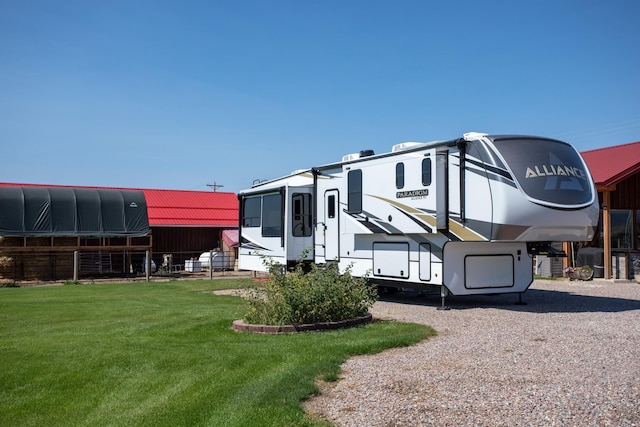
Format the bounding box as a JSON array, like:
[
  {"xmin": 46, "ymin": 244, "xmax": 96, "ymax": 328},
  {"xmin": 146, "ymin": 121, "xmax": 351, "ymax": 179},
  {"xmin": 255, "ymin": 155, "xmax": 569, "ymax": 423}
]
[
  {"xmin": 261, "ymin": 193, "xmax": 282, "ymax": 237},
  {"xmin": 242, "ymin": 196, "xmax": 261, "ymax": 227},
  {"xmin": 328, "ymin": 195, "xmax": 336, "ymax": 218},
  {"xmin": 422, "ymin": 158, "xmax": 432, "ymax": 186},
  {"xmin": 292, "ymin": 193, "xmax": 312, "ymax": 237},
  {"xmin": 396, "ymin": 163, "xmax": 405, "ymax": 189},
  {"xmin": 347, "ymin": 170, "xmax": 363, "ymax": 213}
]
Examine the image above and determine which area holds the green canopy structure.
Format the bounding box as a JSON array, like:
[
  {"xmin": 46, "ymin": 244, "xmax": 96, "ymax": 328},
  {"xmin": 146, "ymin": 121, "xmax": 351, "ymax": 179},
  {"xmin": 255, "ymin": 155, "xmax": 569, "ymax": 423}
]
[{"xmin": 0, "ymin": 187, "xmax": 150, "ymax": 237}]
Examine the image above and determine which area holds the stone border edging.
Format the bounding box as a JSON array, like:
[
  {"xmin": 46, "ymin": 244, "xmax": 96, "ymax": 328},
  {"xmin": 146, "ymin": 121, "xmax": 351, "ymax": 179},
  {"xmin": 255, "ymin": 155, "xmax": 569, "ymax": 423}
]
[{"xmin": 232, "ymin": 313, "xmax": 373, "ymax": 334}]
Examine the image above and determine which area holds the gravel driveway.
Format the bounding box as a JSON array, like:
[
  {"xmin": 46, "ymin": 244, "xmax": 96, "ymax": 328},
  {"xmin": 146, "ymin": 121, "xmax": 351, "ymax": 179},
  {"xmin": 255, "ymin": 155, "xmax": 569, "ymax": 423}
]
[{"xmin": 304, "ymin": 279, "xmax": 640, "ymax": 426}]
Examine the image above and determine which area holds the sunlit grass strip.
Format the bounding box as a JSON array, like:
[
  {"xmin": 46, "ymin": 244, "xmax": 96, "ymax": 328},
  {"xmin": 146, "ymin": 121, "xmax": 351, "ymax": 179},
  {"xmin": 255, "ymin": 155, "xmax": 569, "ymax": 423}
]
[{"xmin": 0, "ymin": 279, "xmax": 435, "ymax": 426}]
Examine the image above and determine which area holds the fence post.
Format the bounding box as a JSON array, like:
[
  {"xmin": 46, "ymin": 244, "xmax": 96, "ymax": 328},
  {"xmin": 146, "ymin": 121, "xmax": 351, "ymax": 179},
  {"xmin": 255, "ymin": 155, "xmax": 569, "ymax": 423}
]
[
  {"xmin": 209, "ymin": 250, "xmax": 213, "ymax": 280},
  {"xmin": 145, "ymin": 250, "xmax": 150, "ymax": 282},
  {"xmin": 73, "ymin": 251, "xmax": 79, "ymax": 282}
]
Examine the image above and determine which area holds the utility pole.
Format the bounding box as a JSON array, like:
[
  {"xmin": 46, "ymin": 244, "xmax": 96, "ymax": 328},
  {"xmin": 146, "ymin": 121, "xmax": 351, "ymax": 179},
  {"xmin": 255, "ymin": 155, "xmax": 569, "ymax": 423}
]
[{"xmin": 207, "ymin": 181, "xmax": 224, "ymax": 192}]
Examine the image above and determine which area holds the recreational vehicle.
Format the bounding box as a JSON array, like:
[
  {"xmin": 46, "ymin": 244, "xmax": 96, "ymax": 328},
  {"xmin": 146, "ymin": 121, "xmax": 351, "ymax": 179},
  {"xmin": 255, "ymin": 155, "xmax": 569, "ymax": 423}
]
[{"xmin": 238, "ymin": 133, "xmax": 599, "ymax": 301}]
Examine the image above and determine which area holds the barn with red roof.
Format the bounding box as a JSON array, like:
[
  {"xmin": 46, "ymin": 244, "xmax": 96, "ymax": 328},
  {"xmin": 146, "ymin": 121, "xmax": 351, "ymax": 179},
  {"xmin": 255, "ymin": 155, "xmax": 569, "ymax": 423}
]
[
  {"xmin": 0, "ymin": 182, "xmax": 238, "ymax": 281},
  {"xmin": 579, "ymin": 141, "xmax": 640, "ymax": 279},
  {"xmin": 135, "ymin": 187, "xmax": 238, "ymax": 261}
]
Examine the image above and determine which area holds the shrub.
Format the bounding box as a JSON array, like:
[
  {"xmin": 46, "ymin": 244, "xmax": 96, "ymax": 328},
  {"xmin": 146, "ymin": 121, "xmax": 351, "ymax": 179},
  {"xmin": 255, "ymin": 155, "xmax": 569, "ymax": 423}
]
[{"xmin": 243, "ymin": 255, "xmax": 377, "ymax": 326}]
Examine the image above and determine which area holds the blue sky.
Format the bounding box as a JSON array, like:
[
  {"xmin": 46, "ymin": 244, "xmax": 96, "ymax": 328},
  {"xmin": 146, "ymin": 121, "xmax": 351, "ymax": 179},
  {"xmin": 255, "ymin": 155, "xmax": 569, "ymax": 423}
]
[{"xmin": 1, "ymin": 1, "xmax": 639, "ymax": 193}]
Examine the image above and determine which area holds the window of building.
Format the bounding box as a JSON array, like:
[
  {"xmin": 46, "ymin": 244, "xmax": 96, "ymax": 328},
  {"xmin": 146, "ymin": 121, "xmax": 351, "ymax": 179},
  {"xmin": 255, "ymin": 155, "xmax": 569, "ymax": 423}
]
[
  {"xmin": 610, "ymin": 210, "xmax": 633, "ymax": 249},
  {"xmin": 396, "ymin": 163, "xmax": 404, "ymax": 189},
  {"xmin": 347, "ymin": 170, "xmax": 362, "ymax": 213},
  {"xmin": 636, "ymin": 211, "xmax": 640, "ymax": 250},
  {"xmin": 422, "ymin": 158, "xmax": 432, "ymax": 186}
]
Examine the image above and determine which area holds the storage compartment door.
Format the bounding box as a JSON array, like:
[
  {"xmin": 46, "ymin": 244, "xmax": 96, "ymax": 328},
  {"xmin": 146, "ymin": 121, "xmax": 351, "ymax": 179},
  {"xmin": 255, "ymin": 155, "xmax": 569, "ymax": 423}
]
[
  {"xmin": 465, "ymin": 254, "xmax": 514, "ymax": 288},
  {"xmin": 419, "ymin": 243, "xmax": 431, "ymax": 281},
  {"xmin": 373, "ymin": 242, "xmax": 409, "ymax": 279}
]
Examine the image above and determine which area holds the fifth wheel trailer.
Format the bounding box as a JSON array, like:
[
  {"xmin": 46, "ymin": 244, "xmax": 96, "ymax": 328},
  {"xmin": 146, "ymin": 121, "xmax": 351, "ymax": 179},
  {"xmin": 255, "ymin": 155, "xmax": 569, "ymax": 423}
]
[{"xmin": 238, "ymin": 132, "xmax": 599, "ymax": 299}]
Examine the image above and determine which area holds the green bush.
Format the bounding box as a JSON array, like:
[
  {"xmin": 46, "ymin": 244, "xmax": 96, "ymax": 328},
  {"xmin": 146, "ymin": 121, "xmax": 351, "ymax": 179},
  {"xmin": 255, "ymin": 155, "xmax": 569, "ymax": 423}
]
[{"xmin": 243, "ymin": 255, "xmax": 377, "ymax": 326}]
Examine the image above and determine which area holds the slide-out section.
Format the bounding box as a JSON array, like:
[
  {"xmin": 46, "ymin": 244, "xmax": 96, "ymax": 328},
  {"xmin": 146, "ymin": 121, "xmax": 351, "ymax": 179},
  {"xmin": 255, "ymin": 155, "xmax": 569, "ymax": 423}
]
[{"xmin": 443, "ymin": 242, "xmax": 532, "ymax": 295}]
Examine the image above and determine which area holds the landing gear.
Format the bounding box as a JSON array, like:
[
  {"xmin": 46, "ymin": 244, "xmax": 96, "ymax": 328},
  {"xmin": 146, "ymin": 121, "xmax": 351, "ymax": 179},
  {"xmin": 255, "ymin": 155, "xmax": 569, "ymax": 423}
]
[
  {"xmin": 515, "ymin": 292, "xmax": 527, "ymax": 305},
  {"xmin": 437, "ymin": 286, "xmax": 450, "ymax": 311}
]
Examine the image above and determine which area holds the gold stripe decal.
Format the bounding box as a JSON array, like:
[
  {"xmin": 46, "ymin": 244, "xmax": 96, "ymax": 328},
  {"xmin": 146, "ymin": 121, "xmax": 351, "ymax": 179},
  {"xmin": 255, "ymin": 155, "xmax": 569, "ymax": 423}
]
[{"xmin": 369, "ymin": 195, "xmax": 487, "ymax": 241}]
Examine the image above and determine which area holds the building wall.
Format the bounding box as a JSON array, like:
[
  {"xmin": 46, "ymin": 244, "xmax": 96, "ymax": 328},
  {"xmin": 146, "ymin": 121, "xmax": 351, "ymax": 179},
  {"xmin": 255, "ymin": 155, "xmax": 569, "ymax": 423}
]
[
  {"xmin": 151, "ymin": 226, "xmax": 222, "ymax": 254},
  {"xmin": 0, "ymin": 251, "xmax": 74, "ymax": 282},
  {"xmin": 0, "ymin": 236, "xmax": 151, "ymax": 281},
  {"xmin": 150, "ymin": 226, "xmax": 222, "ymax": 258},
  {"xmin": 0, "ymin": 227, "xmax": 236, "ymax": 281},
  {"xmin": 609, "ymin": 172, "xmax": 640, "ymax": 210}
]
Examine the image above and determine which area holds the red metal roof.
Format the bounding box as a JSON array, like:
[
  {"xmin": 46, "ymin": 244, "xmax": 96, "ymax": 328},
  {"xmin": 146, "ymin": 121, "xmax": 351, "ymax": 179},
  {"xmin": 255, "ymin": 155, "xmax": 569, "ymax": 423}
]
[
  {"xmin": 142, "ymin": 188, "xmax": 237, "ymax": 227},
  {"xmin": 581, "ymin": 141, "xmax": 640, "ymax": 188},
  {"xmin": 0, "ymin": 183, "xmax": 238, "ymax": 227}
]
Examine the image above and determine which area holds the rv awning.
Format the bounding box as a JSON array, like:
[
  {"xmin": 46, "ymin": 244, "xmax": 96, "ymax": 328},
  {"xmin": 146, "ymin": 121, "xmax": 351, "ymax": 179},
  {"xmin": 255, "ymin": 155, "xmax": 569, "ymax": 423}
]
[{"xmin": 0, "ymin": 187, "xmax": 150, "ymax": 237}]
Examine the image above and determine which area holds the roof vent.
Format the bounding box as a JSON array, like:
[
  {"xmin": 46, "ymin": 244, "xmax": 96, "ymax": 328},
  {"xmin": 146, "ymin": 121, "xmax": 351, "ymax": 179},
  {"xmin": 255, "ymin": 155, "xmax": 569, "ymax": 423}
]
[
  {"xmin": 342, "ymin": 149, "xmax": 375, "ymax": 162},
  {"xmin": 342, "ymin": 153, "xmax": 360, "ymax": 161},
  {"xmin": 392, "ymin": 142, "xmax": 425, "ymax": 152}
]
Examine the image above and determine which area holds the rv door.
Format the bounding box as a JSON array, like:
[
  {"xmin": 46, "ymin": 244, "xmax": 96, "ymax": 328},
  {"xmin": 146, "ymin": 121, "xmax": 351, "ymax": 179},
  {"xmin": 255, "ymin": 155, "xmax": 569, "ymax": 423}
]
[{"xmin": 324, "ymin": 189, "xmax": 340, "ymax": 261}]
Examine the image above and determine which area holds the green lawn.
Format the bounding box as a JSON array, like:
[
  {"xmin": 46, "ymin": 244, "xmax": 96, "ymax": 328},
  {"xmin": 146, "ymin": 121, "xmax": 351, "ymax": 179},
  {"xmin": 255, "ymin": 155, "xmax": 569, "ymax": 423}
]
[{"xmin": 0, "ymin": 279, "xmax": 434, "ymax": 426}]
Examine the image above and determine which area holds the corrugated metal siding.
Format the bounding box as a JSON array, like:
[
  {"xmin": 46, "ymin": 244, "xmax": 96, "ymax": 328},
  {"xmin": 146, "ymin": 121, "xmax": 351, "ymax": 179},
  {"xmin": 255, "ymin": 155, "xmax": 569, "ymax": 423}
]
[
  {"xmin": 141, "ymin": 189, "xmax": 238, "ymax": 226},
  {"xmin": 148, "ymin": 207, "xmax": 237, "ymax": 226}
]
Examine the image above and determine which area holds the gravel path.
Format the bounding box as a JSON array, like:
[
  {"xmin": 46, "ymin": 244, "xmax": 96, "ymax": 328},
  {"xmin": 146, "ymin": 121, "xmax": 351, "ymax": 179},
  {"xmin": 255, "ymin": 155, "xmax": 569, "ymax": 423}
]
[{"xmin": 304, "ymin": 279, "xmax": 640, "ymax": 426}]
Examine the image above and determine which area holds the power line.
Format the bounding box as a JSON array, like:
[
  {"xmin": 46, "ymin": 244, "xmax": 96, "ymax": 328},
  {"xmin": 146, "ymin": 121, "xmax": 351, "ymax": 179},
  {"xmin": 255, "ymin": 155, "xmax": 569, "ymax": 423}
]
[
  {"xmin": 206, "ymin": 181, "xmax": 224, "ymax": 192},
  {"xmin": 559, "ymin": 118, "xmax": 640, "ymax": 140}
]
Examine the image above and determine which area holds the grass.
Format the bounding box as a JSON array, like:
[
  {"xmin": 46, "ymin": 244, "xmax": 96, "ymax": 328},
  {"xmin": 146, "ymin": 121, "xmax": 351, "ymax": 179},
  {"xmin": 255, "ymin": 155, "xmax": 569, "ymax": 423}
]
[{"xmin": 0, "ymin": 279, "xmax": 435, "ymax": 426}]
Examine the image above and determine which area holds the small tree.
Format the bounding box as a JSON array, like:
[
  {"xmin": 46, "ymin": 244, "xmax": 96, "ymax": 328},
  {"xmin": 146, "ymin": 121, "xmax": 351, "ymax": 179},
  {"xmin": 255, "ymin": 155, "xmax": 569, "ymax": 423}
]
[{"xmin": 243, "ymin": 254, "xmax": 377, "ymax": 326}]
